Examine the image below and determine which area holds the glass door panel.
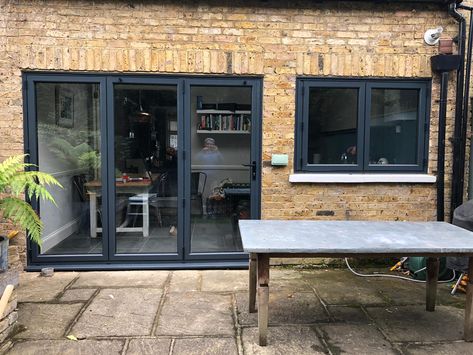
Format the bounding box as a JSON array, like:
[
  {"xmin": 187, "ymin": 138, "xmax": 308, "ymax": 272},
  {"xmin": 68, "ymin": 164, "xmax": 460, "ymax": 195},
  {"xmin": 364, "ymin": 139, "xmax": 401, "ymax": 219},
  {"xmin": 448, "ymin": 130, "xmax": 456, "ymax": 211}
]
[
  {"xmin": 36, "ymin": 82, "xmax": 103, "ymax": 255},
  {"xmin": 190, "ymin": 86, "xmax": 252, "ymax": 253},
  {"xmin": 113, "ymin": 84, "xmax": 178, "ymax": 254}
]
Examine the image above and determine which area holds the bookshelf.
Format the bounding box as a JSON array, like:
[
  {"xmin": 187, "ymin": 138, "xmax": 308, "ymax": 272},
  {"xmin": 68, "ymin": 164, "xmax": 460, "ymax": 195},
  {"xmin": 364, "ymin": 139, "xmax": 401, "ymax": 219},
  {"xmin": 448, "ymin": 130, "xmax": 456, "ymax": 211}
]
[
  {"xmin": 196, "ymin": 130, "xmax": 250, "ymax": 134},
  {"xmin": 196, "ymin": 109, "xmax": 251, "ymax": 133}
]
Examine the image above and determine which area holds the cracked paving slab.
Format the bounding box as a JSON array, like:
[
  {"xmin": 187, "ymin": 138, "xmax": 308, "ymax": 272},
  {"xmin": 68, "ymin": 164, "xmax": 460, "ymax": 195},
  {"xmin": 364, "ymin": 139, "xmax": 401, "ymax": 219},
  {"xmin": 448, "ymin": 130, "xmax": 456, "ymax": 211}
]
[{"xmin": 71, "ymin": 288, "xmax": 162, "ymax": 337}]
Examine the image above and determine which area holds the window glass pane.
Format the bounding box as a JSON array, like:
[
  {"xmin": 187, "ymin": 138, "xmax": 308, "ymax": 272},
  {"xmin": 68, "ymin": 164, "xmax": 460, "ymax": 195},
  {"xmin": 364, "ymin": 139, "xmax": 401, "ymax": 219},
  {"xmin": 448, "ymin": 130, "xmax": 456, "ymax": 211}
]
[
  {"xmin": 190, "ymin": 86, "xmax": 252, "ymax": 253},
  {"xmin": 113, "ymin": 84, "xmax": 178, "ymax": 254},
  {"xmin": 308, "ymin": 88, "xmax": 358, "ymax": 164},
  {"xmin": 369, "ymin": 89, "xmax": 419, "ymax": 165},
  {"xmin": 36, "ymin": 82, "xmax": 102, "ymax": 255}
]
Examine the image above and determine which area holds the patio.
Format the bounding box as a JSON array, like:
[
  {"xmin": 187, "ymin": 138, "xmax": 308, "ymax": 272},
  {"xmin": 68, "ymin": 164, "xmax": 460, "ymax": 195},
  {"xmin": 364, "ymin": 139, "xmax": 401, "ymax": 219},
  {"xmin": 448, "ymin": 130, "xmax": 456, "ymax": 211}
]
[{"xmin": 1, "ymin": 267, "xmax": 472, "ymax": 354}]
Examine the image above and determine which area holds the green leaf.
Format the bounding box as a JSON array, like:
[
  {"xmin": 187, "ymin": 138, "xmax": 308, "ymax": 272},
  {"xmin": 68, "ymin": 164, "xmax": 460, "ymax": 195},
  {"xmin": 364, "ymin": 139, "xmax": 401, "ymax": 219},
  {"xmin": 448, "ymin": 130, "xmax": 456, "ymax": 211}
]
[
  {"xmin": 0, "ymin": 197, "xmax": 43, "ymax": 245},
  {"xmin": 0, "ymin": 154, "xmax": 62, "ymax": 246}
]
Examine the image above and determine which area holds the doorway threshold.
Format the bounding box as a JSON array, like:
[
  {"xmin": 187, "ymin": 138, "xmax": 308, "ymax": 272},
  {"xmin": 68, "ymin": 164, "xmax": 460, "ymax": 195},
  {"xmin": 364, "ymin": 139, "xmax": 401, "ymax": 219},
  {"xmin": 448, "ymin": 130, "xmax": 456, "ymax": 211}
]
[{"xmin": 26, "ymin": 260, "xmax": 249, "ymax": 271}]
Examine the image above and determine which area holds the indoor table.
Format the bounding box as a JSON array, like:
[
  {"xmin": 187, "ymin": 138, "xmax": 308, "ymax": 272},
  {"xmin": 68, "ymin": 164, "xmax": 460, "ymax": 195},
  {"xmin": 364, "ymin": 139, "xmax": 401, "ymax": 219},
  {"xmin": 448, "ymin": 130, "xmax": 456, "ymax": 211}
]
[{"xmin": 85, "ymin": 180, "xmax": 152, "ymax": 238}]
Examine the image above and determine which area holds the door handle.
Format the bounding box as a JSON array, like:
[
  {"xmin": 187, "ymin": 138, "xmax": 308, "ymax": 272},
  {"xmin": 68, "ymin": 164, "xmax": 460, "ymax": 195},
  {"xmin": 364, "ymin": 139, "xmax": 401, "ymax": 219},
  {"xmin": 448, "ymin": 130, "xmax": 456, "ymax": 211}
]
[{"xmin": 242, "ymin": 161, "xmax": 257, "ymax": 180}]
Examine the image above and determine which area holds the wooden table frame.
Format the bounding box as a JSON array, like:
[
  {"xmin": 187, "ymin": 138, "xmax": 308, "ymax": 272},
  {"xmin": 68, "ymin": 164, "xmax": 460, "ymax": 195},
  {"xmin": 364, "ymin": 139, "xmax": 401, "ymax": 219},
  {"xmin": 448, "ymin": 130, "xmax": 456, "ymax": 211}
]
[
  {"xmin": 85, "ymin": 180, "xmax": 152, "ymax": 238},
  {"xmin": 248, "ymin": 252, "xmax": 473, "ymax": 346}
]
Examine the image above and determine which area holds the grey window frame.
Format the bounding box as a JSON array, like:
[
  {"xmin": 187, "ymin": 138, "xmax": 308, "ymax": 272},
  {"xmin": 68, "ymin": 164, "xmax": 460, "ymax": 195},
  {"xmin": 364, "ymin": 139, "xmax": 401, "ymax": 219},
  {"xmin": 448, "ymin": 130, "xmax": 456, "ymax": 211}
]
[{"xmin": 295, "ymin": 78, "xmax": 431, "ymax": 173}]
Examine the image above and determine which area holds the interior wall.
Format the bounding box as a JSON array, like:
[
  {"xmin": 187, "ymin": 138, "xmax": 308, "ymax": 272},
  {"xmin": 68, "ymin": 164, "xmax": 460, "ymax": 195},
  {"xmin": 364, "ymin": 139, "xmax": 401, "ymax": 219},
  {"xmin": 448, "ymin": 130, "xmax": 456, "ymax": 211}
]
[{"xmin": 36, "ymin": 83, "xmax": 100, "ymax": 251}]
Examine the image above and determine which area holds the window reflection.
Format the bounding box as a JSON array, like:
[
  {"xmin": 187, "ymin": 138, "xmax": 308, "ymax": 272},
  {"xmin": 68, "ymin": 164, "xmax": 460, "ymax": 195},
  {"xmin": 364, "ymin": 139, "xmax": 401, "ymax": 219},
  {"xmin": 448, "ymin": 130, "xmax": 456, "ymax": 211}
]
[
  {"xmin": 369, "ymin": 89, "xmax": 419, "ymax": 165},
  {"xmin": 36, "ymin": 83, "xmax": 102, "ymax": 255},
  {"xmin": 113, "ymin": 85, "xmax": 178, "ymax": 254},
  {"xmin": 190, "ymin": 86, "xmax": 252, "ymax": 253},
  {"xmin": 307, "ymin": 88, "xmax": 358, "ymax": 165}
]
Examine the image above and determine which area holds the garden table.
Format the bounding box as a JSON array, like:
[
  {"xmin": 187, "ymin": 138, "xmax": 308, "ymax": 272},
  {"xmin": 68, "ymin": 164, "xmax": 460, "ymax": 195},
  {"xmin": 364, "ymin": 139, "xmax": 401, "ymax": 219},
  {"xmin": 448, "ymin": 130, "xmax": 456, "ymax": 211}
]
[{"xmin": 239, "ymin": 220, "xmax": 473, "ymax": 346}]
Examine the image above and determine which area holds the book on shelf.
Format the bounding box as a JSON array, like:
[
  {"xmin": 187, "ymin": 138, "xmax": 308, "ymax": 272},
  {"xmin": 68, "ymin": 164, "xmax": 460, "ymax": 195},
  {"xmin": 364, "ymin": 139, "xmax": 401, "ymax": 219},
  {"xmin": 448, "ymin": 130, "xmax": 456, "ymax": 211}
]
[{"xmin": 197, "ymin": 112, "xmax": 251, "ymax": 132}]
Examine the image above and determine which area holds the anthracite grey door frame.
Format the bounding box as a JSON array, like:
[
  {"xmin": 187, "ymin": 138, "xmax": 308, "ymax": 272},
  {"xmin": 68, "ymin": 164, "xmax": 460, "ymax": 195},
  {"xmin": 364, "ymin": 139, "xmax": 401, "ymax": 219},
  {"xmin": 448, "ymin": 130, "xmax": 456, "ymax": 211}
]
[
  {"xmin": 106, "ymin": 76, "xmax": 183, "ymax": 262},
  {"xmin": 184, "ymin": 77, "xmax": 262, "ymax": 262},
  {"xmin": 23, "ymin": 72, "xmax": 262, "ymax": 268},
  {"xmin": 24, "ymin": 73, "xmax": 109, "ymax": 264}
]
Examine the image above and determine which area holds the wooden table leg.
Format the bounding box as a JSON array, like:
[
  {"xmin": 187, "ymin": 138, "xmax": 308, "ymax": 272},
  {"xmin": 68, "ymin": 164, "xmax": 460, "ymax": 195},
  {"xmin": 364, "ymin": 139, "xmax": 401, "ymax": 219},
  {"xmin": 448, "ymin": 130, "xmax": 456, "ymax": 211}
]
[
  {"xmin": 257, "ymin": 253, "xmax": 270, "ymax": 346},
  {"xmin": 249, "ymin": 253, "xmax": 257, "ymax": 313},
  {"xmin": 464, "ymin": 257, "xmax": 473, "ymax": 341},
  {"xmin": 426, "ymin": 257, "xmax": 439, "ymax": 312}
]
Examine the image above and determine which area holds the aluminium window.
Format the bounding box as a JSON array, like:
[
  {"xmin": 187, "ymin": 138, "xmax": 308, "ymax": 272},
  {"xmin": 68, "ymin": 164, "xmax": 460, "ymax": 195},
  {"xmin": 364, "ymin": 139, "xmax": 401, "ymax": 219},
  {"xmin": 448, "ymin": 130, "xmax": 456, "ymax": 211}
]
[{"xmin": 295, "ymin": 78, "xmax": 430, "ymax": 173}]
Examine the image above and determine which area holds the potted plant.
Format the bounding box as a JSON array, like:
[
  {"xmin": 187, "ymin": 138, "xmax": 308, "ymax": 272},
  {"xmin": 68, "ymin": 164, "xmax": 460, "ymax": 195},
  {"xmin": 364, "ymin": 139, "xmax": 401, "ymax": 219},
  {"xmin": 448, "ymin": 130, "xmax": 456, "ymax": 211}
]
[{"xmin": 0, "ymin": 155, "xmax": 61, "ymax": 271}]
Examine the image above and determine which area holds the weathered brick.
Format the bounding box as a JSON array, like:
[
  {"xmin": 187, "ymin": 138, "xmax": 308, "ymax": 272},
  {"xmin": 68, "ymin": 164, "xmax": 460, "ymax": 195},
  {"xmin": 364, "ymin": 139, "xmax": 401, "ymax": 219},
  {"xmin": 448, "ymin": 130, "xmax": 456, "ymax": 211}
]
[{"xmin": 1, "ymin": 0, "xmax": 472, "ymax": 265}]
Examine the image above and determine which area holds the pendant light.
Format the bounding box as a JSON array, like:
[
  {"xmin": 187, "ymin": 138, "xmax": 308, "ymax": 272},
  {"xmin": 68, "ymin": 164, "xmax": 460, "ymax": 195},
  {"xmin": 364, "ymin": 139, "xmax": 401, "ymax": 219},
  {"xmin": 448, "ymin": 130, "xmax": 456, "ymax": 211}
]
[{"xmin": 134, "ymin": 90, "xmax": 151, "ymax": 122}]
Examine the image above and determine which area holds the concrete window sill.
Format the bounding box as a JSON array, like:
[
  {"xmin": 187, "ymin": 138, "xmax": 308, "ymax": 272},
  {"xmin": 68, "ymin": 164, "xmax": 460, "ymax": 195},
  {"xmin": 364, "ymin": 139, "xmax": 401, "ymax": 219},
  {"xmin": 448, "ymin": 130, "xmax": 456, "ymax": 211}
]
[{"xmin": 289, "ymin": 173, "xmax": 437, "ymax": 184}]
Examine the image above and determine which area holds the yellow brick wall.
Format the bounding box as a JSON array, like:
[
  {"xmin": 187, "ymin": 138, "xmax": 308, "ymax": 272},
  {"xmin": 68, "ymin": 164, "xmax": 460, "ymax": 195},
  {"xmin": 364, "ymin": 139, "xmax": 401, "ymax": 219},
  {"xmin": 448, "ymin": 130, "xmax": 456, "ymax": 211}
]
[{"xmin": 0, "ymin": 0, "xmax": 470, "ymax": 245}]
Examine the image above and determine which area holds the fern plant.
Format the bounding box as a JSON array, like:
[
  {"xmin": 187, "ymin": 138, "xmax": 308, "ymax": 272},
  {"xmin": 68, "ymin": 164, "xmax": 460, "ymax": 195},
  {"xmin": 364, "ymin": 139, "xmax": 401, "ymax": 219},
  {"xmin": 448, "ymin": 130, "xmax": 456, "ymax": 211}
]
[{"xmin": 0, "ymin": 155, "xmax": 62, "ymax": 246}]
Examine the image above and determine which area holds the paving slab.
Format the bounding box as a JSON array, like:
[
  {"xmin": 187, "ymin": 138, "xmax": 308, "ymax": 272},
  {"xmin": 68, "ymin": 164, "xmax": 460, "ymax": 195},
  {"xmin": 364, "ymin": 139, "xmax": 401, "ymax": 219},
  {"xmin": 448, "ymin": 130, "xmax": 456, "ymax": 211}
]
[
  {"xmin": 235, "ymin": 291, "xmax": 329, "ymax": 326},
  {"xmin": 15, "ymin": 303, "xmax": 83, "ymax": 339},
  {"xmin": 361, "ymin": 276, "xmax": 464, "ymax": 307},
  {"xmin": 12, "ymin": 268, "xmax": 473, "ymax": 354},
  {"xmin": 71, "ymin": 288, "xmax": 162, "ymax": 337},
  {"xmin": 156, "ymin": 292, "xmax": 234, "ymax": 336},
  {"xmin": 59, "ymin": 288, "xmax": 96, "ymax": 302},
  {"xmin": 71, "ymin": 271, "xmax": 169, "ymax": 288},
  {"xmin": 327, "ymin": 305, "xmax": 371, "ymax": 323},
  {"xmin": 319, "ymin": 323, "xmax": 397, "ymax": 354},
  {"xmin": 403, "ymin": 341, "xmax": 473, "ymax": 354},
  {"xmin": 201, "ymin": 270, "xmax": 248, "ymax": 292},
  {"xmin": 172, "ymin": 337, "xmax": 238, "ymax": 355},
  {"xmin": 18, "ymin": 272, "xmax": 78, "ymax": 302},
  {"xmin": 169, "ymin": 270, "xmax": 201, "ymax": 292},
  {"xmin": 362, "ymin": 277, "xmax": 426, "ymax": 305},
  {"xmin": 125, "ymin": 338, "xmax": 171, "ymax": 355},
  {"xmin": 242, "ymin": 326, "xmax": 326, "ymax": 354},
  {"xmin": 302, "ymin": 269, "xmax": 388, "ymax": 305},
  {"xmin": 270, "ymin": 269, "xmax": 312, "ymax": 292},
  {"xmin": 6, "ymin": 339, "xmax": 124, "ymax": 355},
  {"xmin": 366, "ymin": 305, "xmax": 464, "ymax": 342}
]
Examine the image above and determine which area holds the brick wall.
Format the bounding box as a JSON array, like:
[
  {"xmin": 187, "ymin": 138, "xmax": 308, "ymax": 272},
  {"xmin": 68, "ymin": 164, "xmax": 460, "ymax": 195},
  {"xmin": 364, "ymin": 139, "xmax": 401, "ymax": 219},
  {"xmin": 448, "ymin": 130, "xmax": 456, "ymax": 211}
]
[{"xmin": 0, "ymin": 0, "xmax": 471, "ymax": 251}]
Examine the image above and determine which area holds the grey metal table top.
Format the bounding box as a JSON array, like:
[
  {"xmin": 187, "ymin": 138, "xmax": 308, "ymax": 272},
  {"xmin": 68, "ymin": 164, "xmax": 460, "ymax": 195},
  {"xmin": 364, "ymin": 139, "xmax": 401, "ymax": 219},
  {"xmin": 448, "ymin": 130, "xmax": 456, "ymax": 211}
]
[{"xmin": 238, "ymin": 220, "xmax": 473, "ymax": 255}]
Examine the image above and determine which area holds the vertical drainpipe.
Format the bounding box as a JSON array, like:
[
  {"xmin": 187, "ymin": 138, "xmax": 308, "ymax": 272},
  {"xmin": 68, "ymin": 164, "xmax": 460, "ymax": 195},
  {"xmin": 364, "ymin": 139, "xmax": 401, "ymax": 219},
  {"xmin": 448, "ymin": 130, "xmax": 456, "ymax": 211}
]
[
  {"xmin": 448, "ymin": 2, "xmax": 466, "ymax": 220},
  {"xmin": 431, "ymin": 54, "xmax": 461, "ymax": 221},
  {"xmin": 459, "ymin": 5, "xmax": 473, "ymax": 199},
  {"xmin": 437, "ymin": 71, "xmax": 449, "ymax": 221}
]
